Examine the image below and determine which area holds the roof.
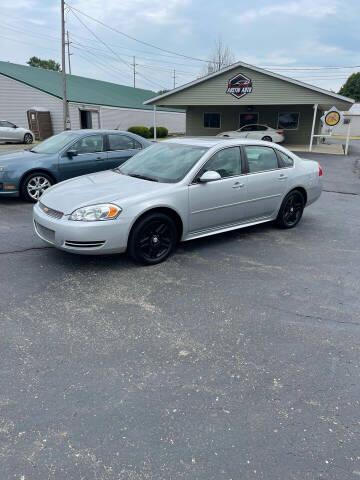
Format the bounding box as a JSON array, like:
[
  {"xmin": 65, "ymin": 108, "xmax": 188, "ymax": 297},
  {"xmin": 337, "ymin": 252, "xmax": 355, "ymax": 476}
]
[
  {"xmin": 0, "ymin": 61, "xmax": 183, "ymax": 113},
  {"xmin": 163, "ymin": 136, "xmax": 278, "ymax": 148},
  {"xmin": 144, "ymin": 60, "xmax": 354, "ymax": 106}
]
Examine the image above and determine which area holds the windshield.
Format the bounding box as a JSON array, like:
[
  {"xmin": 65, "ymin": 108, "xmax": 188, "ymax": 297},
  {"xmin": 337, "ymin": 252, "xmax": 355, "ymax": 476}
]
[
  {"xmin": 31, "ymin": 132, "xmax": 79, "ymax": 154},
  {"xmin": 119, "ymin": 143, "xmax": 209, "ymax": 183}
]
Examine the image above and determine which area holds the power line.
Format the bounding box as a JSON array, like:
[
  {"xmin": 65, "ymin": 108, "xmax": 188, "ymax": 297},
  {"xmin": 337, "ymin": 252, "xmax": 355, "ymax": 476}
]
[{"xmin": 65, "ymin": 3, "xmax": 210, "ymax": 64}]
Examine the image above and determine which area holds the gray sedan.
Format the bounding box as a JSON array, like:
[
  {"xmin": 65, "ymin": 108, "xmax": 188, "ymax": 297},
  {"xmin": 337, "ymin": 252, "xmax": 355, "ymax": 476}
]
[
  {"xmin": 33, "ymin": 138, "xmax": 323, "ymax": 265},
  {"xmin": 0, "ymin": 129, "xmax": 151, "ymax": 201}
]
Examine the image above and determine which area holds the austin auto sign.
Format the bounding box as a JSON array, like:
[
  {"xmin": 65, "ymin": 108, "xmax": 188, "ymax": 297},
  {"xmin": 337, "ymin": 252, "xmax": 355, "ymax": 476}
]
[{"xmin": 226, "ymin": 73, "xmax": 253, "ymax": 99}]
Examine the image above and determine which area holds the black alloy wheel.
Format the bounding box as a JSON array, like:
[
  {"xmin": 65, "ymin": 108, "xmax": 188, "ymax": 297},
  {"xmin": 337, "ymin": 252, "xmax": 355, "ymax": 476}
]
[
  {"xmin": 262, "ymin": 135, "xmax": 272, "ymax": 142},
  {"xmin": 24, "ymin": 133, "xmax": 33, "ymax": 144},
  {"xmin": 276, "ymin": 190, "xmax": 305, "ymax": 229},
  {"xmin": 128, "ymin": 212, "xmax": 177, "ymax": 265}
]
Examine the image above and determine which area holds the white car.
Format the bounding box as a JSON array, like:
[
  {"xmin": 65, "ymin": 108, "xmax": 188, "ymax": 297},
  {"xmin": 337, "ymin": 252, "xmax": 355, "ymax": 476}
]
[
  {"xmin": 217, "ymin": 124, "xmax": 284, "ymax": 143},
  {"xmin": 0, "ymin": 121, "xmax": 34, "ymax": 144}
]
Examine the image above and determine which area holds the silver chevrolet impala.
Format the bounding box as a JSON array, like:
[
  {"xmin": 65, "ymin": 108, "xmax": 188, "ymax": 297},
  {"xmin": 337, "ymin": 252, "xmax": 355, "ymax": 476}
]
[{"xmin": 33, "ymin": 138, "xmax": 322, "ymax": 265}]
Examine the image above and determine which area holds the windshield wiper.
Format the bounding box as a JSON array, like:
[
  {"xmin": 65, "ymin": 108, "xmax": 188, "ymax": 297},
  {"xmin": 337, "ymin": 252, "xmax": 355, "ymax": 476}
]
[{"xmin": 127, "ymin": 173, "xmax": 158, "ymax": 182}]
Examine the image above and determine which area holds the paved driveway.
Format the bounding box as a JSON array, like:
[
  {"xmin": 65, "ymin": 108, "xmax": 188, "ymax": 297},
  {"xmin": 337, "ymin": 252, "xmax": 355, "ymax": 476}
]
[{"xmin": 0, "ymin": 145, "xmax": 359, "ymax": 479}]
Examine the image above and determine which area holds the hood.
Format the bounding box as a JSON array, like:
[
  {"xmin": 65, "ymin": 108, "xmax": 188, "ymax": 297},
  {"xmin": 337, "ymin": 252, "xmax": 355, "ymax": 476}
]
[
  {"xmin": 41, "ymin": 169, "xmax": 170, "ymax": 214},
  {"xmin": 0, "ymin": 149, "xmax": 47, "ymax": 164}
]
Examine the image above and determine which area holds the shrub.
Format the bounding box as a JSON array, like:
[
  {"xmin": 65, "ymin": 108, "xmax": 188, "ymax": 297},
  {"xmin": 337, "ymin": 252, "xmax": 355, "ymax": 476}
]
[
  {"xmin": 127, "ymin": 126, "xmax": 150, "ymax": 138},
  {"xmin": 149, "ymin": 126, "xmax": 168, "ymax": 138}
]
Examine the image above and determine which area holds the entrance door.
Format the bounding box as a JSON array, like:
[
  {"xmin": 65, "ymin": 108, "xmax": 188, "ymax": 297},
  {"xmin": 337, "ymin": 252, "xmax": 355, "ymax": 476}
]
[
  {"xmin": 189, "ymin": 146, "xmax": 245, "ymax": 232},
  {"xmin": 241, "ymin": 145, "xmax": 288, "ymax": 221},
  {"xmin": 80, "ymin": 110, "xmax": 92, "ymax": 129}
]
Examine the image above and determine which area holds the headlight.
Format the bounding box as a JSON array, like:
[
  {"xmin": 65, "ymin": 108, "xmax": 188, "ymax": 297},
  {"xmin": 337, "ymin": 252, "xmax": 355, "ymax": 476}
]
[{"xmin": 69, "ymin": 204, "xmax": 122, "ymax": 221}]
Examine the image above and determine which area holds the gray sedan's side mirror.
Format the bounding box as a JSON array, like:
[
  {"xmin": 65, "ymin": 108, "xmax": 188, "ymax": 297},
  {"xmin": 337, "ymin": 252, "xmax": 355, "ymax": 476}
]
[
  {"xmin": 67, "ymin": 149, "xmax": 78, "ymax": 158},
  {"xmin": 199, "ymin": 170, "xmax": 221, "ymax": 182}
]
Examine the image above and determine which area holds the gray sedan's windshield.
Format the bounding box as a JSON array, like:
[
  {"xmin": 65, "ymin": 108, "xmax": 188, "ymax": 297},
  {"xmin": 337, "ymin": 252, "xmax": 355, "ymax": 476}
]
[
  {"xmin": 31, "ymin": 132, "xmax": 79, "ymax": 154},
  {"xmin": 119, "ymin": 143, "xmax": 209, "ymax": 183}
]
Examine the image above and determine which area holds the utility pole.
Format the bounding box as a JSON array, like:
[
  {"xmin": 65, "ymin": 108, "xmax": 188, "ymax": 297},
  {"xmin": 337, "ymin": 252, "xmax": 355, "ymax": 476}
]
[
  {"xmin": 173, "ymin": 69, "xmax": 176, "ymax": 89},
  {"xmin": 66, "ymin": 30, "xmax": 72, "ymax": 75},
  {"xmin": 132, "ymin": 56, "xmax": 136, "ymax": 88},
  {"xmin": 61, "ymin": 0, "xmax": 69, "ymax": 130}
]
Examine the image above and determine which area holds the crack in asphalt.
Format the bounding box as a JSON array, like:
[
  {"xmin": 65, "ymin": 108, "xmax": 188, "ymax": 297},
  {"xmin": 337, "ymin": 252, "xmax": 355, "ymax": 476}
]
[
  {"xmin": 323, "ymin": 189, "xmax": 360, "ymax": 196},
  {"xmin": 0, "ymin": 246, "xmax": 53, "ymax": 255}
]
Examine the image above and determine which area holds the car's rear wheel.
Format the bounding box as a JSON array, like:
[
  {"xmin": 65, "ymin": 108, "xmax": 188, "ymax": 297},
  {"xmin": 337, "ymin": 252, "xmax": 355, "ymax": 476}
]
[
  {"xmin": 128, "ymin": 212, "xmax": 177, "ymax": 265},
  {"xmin": 262, "ymin": 135, "xmax": 272, "ymax": 142},
  {"xmin": 276, "ymin": 190, "xmax": 305, "ymax": 229},
  {"xmin": 23, "ymin": 133, "xmax": 33, "ymax": 144},
  {"xmin": 21, "ymin": 172, "xmax": 53, "ymax": 202}
]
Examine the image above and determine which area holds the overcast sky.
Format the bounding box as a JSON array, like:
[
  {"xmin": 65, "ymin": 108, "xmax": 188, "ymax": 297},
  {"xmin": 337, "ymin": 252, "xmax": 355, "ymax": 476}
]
[{"xmin": 1, "ymin": 0, "xmax": 359, "ymax": 93}]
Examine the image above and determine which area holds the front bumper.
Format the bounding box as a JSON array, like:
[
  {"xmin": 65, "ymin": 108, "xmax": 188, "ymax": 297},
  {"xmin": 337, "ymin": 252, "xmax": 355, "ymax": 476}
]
[{"xmin": 33, "ymin": 202, "xmax": 130, "ymax": 255}]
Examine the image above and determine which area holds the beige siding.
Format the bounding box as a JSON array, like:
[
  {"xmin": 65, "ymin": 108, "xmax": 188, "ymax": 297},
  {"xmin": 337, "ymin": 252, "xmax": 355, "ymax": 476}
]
[
  {"xmin": 0, "ymin": 73, "xmax": 63, "ymax": 133},
  {"xmin": 186, "ymin": 105, "xmax": 322, "ymax": 144},
  {"xmin": 99, "ymin": 106, "xmax": 185, "ymax": 133},
  {"xmin": 153, "ymin": 66, "xmax": 352, "ymax": 110}
]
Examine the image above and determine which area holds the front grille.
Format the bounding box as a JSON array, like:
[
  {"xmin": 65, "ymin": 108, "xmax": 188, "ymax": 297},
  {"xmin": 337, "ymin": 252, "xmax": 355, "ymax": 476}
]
[
  {"xmin": 39, "ymin": 201, "xmax": 63, "ymax": 220},
  {"xmin": 64, "ymin": 240, "xmax": 106, "ymax": 248},
  {"xmin": 34, "ymin": 221, "xmax": 55, "ymax": 244}
]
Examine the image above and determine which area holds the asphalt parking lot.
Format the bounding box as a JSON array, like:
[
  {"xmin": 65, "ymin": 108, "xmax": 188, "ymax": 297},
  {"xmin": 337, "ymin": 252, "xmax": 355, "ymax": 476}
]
[{"xmin": 0, "ymin": 144, "xmax": 359, "ymax": 479}]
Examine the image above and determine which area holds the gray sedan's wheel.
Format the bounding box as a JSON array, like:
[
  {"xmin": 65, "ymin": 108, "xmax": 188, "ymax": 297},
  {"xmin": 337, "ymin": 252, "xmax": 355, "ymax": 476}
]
[
  {"xmin": 128, "ymin": 212, "xmax": 177, "ymax": 265},
  {"xmin": 21, "ymin": 173, "xmax": 53, "ymax": 203},
  {"xmin": 276, "ymin": 190, "xmax": 305, "ymax": 229},
  {"xmin": 24, "ymin": 133, "xmax": 33, "ymax": 144},
  {"xmin": 262, "ymin": 135, "xmax": 272, "ymax": 142}
]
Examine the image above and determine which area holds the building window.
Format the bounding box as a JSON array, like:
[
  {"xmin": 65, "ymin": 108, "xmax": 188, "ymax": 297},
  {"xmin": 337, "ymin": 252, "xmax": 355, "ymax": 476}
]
[
  {"xmin": 204, "ymin": 113, "xmax": 221, "ymax": 128},
  {"xmin": 239, "ymin": 113, "xmax": 258, "ymax": 128},
  {"xmin": 278, "ymin": 112, "xmax": 299, "ymax": 130}
]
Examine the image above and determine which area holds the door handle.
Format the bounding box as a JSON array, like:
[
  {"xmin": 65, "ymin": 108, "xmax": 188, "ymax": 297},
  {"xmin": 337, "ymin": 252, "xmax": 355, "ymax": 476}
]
[
  {"xmin": 232, "ymin": 182, "xmax": 244, "ymax": 188},
  {"xmin": 95, "ymin": 157, "xmax": 104, "ymax": 161},
  {"xmin": 278, "ymin": 174, "xmax": 287, "ymax": 180}
]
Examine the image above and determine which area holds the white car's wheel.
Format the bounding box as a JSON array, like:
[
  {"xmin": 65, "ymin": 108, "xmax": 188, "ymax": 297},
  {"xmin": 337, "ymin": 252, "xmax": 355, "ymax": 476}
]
[
  {"xmin": 24, "ymin": 133, "xmax": 33, "ymax": 144},
  {"xmin": 262, "ymin": 135, "xmax": 272, "ymax": 142}
]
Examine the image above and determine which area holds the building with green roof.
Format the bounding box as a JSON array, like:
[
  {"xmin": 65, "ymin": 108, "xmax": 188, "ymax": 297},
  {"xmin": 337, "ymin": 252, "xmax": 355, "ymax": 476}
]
[{"xmin": 0, "ymin": 61, "xmax": 185, "ymax": 135}]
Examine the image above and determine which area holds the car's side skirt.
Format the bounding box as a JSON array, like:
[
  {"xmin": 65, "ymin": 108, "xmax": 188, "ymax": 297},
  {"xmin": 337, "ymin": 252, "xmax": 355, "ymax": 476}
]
[{"xmin": 183, "ymin": 215, "xmax": 276, "ymax": 242}]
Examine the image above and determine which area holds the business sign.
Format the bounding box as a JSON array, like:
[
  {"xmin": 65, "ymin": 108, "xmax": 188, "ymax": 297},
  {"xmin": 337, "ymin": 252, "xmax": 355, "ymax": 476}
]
[
  {"xmin": 226, "ymin": 73, "xmax": 253, "ymax": 99},
  {"xmin": 321, "ymin": 106, "xmax": 343, "ymax": 129}
]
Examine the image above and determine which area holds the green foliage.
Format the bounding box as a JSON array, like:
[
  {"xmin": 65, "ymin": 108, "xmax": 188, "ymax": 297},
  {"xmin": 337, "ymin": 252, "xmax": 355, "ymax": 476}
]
[
  {"xmin": 338, "ymin": 73, "xmax": 360, "ymax": 101},
  {"xmin": 149, "ymin": 126, "xmax": 168, "ymax": 138},
  {"xmin": 127, "ymin": 126, "xmax": 151, "ymax": 138},
  {"xmin": 27, "ymin": 56, "xmax": 61, "ymax": 72},
  {"xmin": 157, "ymin": 89, "xmax": 170, "ymax": 95}
]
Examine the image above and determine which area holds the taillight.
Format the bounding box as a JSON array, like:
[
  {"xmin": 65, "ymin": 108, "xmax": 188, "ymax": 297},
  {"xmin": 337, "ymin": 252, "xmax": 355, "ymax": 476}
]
[
  {"xmin": 318, "ymin": 164, "xmax": 323, "ymax": 176},
  {"xmin": 276, "ymin": 131, "xmax": 283, "ymax": 135}
]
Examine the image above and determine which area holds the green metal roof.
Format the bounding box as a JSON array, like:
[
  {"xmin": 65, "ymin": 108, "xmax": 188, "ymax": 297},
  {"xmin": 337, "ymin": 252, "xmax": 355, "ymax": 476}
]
[{"xmin": 0, "ymin": 61, "xmax": 183, "ymax": 112}]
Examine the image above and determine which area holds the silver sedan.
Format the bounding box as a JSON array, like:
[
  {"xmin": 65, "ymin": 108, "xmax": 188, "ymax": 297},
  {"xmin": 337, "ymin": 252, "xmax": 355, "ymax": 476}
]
[{"xmin": 33, "ymin": 138, "xmax": 322, "ymax": 265}]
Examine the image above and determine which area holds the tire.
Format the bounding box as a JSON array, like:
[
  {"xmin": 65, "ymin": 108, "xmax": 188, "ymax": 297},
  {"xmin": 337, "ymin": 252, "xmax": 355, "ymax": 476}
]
[
  {"xmin": 276, "ymin": 190, "xmax": 305, "ymax": 229},
  {"xmin": 21, "ymin": 172, "xmax": 53, "ymax": 203},
  {"xmin": 23, "ymin": 133, "xmax": 33, "ymax": 144},
  {"xmin": 128, "ymin": 212, "xmax": 177, "ymax": 265},
  {"xmin": 262, "ymin": 136, "xmax": 272, "ymax": 142}
]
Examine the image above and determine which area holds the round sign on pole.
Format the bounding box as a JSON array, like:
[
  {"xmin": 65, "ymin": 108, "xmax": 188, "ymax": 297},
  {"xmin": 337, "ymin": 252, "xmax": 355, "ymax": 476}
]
[{"xmin": 321, "ymin": 106, "xmax": 343, "ymax": 130}]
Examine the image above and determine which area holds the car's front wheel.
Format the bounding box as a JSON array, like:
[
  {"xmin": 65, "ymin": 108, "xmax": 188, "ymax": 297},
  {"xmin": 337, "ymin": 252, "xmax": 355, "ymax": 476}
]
[
  {"xmin": 276, "ymin": 190, "xmax": 305, "ymax": 229},
  {"xmin": 262, "ymin": 135, "xmax": 272, "ymax": 142},
  {"xmin": 23, "ymin": 133, "xmax": 33, "ymax": 144},
  {"xmin": 21, "ymin": 172, "xmax": 53, "ymax": 202},
  {"xmin": 128, "ymin": 212, "xmax": 177, "ymax": 265}
]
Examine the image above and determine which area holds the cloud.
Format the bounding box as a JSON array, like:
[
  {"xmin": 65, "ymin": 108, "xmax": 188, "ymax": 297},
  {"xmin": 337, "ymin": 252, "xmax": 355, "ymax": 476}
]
[{"xmin": 237, "ymin": 0, "xmax": 340, "ymax": 22}]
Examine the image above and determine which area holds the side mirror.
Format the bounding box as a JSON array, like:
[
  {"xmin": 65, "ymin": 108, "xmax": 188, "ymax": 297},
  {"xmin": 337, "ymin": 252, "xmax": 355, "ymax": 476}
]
[
  {"xmin": 67, "ymin": 149, "xmax": 78, "ymax": 158},
  {"xmin": 199, "ymin": 170, "xmax": 221, "ymax": 183},
  {"xmin": 13, "ymin": 125, "xmax": 17, "ymax": 129}
]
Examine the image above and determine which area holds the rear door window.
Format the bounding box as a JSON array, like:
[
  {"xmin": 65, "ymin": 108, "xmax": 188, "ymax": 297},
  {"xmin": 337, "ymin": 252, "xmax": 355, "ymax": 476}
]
[
  {"xmin": 277, "ymin": 150, "xmax": 294, "ymax": 167},
  {"xmin": 108, "ymin": 134, "xmax": 141, "ymax": 151},
  {"xmin": 244, "ymin": 146, "xmax": 279, "ymax": 173}
]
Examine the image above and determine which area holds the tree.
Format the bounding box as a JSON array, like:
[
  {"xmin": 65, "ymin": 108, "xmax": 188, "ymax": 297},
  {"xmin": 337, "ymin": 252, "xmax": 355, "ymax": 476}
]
[
  {"xmin": 201, "ymin": 38, "xmax": 235, "ymax": 76},
  {"xmin": 338, "ymin": 72, "xmax": 360, "ymax": 101},
  {"xmin": 157, "ymin": 89, "xmax": 170, "ymax": 95},
  {"xmin": 27, "ymin": 56, "xmax": 61, "ymax": 71}
]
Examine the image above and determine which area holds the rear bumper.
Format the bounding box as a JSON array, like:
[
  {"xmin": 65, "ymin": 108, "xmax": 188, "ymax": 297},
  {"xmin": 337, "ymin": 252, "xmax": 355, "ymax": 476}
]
[{"xmin": 33, "ymin": 202, "xmax": 130, "ymax": 255}]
